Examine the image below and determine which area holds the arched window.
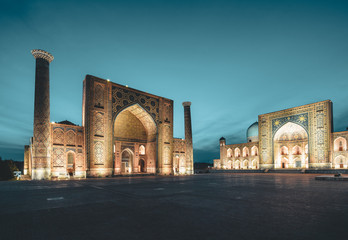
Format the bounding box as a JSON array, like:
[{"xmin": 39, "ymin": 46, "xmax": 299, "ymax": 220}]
[
  {"xmin": 243, "ymin": 147, "xmax": 249, "ymax": 157},
  {"xmin": 67, "ymin": 152, "xmax": 75, "ymax": 176},
  {"xmin": 227, "ymin": 148, "xmax": 232, "ymax": 158},
  {"xmin": 235, "ymin": 160, "xmax": 240, "ymax": 169},
  {"xmin": 292, "ymin": 146, "xmax": 302, "ymax": 155},
  {"xmin": 280, "ymin": 146, "xmax": 288, "ymax": 155},
  {"xmin": 334, "ymin": 155, "xmax": 346, "ymax": 169},
  {"xmin": 68, "ymin": 153, "xmax": 74, "ymax": 165},
  {"xmin": 243, "ymin": 160, "xmax": 249, "ymax": 169},
  {"xmin": 234, "ymin": 148, "xmax": 241, "ymax": 158},
  {"xmin": 251, "ymin": 146, "xmax": 258, "ymax": 156},
  {"xmin": 252, "ymin": 160, "xmax": 258, "ymax": 169},
  {"xmin": 139, "ymin": 145, "xmax": 145, "ymax": 155},
  {"xmin": 121, "ymin": 149, "xmax": 133, "ymax": 173},
  {"xmin": 334, "ymin": 137, "xmax": 347, "ymax": 152}
]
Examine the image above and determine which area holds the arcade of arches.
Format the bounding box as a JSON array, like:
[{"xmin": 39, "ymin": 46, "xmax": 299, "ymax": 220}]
[
  {"xmin": 214, "ymin": 100, "xmax": 348, "ymax": 170},
  {"xmin": 24, "ymin": 52, "xmax": 194, "ymax": 180},
  {"xmin": 216, "ymin": 130, "xmax": 348, "ymax": 170},
  {"xmin": 333, "ymin": 137, "xmax": 348, "ymax": 169},
  {"xmin": 216, "ymin": 144, "xmax": 259, "ymax": 170}
]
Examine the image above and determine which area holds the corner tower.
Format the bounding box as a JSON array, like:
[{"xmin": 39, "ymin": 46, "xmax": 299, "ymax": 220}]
[
  {"xmin": 31, "ymin": 49, "xmax": 54, "ymax": 180},
  {"xmin": 219, "ymin": 137, "xmax": 226, "ymax": 168},
  {"xmin": 183, "ymin": 102, "xmax": 194, "ymax": 174}
]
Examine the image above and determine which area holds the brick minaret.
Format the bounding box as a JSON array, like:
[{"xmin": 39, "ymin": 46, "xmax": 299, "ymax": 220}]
[
  {"xmin": 183, "ymin": 102, "xmax": 193, "ymax": 174},
  {"xmin": 31, "ymin": 49, "xmax": 54, "ymax": 180}
]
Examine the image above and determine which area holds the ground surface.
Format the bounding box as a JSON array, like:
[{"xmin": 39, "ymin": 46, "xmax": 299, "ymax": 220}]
[{"xmin": 0, "ymin": 173, "xmax": 347, "ymax": 240}]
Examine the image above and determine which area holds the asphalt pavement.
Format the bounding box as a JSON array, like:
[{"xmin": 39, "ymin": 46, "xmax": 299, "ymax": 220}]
[{"xmin": 0, "ymin": 173, "xmax": 347, "ymax": 240}]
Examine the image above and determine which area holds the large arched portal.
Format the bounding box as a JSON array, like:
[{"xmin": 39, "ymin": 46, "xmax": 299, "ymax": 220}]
[
  {"xmin": 114, "ymin": 104, "xmax": 157, "ymax": 174},
  {"xmin": 273, "ymin": 122, "xmax": 308, "ymax": 169}
]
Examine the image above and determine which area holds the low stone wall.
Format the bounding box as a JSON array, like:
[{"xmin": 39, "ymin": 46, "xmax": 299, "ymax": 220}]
[
  {"xmin": 209, "ymin": 169, "xmax": 348, "ymax": 174},
  {"xmin": 305, "ymin": 169, "xmax": 348, "ymax": 174},
  {"xmin": 209, "ymin": 169, "xmax": 263, "ymax": 173}
]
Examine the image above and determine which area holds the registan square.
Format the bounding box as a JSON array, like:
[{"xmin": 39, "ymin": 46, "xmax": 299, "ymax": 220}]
[{"xmin": 0, "ymin": 1, "xmax": 347, "ymax": 240}]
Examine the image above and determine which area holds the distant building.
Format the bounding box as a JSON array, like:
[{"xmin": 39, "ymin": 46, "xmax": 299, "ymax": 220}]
[
  {"xmin": 24, "ymin": 49, "xmax": 193, "ymax": 180},
  {"xmin": 214, "ymin": 100, "xmax": 348, "ymax": 170}
]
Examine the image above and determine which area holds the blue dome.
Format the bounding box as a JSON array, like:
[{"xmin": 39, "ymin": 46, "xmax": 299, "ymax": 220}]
[{"xmin": 247, "ymin": 122, "xmax": 259, "ymax": 138}]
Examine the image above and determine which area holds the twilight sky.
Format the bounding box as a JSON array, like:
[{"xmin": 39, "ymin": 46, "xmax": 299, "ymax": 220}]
[{"xmin": 1, "ymin": 0, "xmax": 348, "ymax": 162}]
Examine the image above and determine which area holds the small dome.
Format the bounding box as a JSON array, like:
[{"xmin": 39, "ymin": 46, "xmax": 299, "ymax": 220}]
[
  {"xmin": 220, "ymin": 137, "xmax": 226, "ymax": 141},
  {"xmin": 247, "ymin": 122, "xmax": 259, "ymax": 139},
  {"xmin": 57, "ymin": 120, "xmax": 77, "ymax": 126}
]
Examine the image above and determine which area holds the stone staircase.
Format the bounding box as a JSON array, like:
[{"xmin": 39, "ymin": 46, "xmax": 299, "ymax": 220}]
[
  {"xmin": 209, "ymin": 169, "xmax": 263, "ymax": 173},
  {"xmin": 113, "ymin": 173, "xmax": 156, "ymax": 177},
  {"xmin": 20, "ymin": 175, "xmax": 31, "ymax": 180},
  {"xmin": 266, "ymin": 169, "xmax": 303, "ymax": 174}
]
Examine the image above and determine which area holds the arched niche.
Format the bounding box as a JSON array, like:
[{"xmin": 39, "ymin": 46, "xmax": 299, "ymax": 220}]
[
  {"xmin": 114, "ymin": 104, "xmax": 157, "ymax": 174},
  {"xmin": 273, "ymin": 122, "xmax": 308, "ymax": 169}
]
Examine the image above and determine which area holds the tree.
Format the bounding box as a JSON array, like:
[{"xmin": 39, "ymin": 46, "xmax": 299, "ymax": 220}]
[
  {"xmin": 0, "ymin": 158, "xmax": 14, "ymax": 181},
  {"xmin": 6, "ymin": 160, "xmax": 19, "ymax": 172}
]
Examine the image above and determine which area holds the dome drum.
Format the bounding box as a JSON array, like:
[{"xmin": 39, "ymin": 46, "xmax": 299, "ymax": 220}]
[{"xmin": 247, "ymin": 122, "xmax": 258, "ymax": 142}]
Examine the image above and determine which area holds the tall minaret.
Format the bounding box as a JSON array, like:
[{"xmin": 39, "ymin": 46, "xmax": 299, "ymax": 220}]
[
  {"xmin": 31, "ymin": 49, "xmax": 54, "ymax": 180},
  {"xmin": 183, "ymin": 102, "xmax": 194, "ymax": 174}
]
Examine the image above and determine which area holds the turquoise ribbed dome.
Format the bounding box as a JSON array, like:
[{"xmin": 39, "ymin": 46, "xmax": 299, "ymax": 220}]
[{"xmin": 247, "ymin": 122, "xmax": 259, "ymax": 138}]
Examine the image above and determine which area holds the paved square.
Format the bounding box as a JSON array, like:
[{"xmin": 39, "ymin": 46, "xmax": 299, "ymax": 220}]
[{"xmin": 0, "ymin": 174, "xmax": 347, "ymax": 240}]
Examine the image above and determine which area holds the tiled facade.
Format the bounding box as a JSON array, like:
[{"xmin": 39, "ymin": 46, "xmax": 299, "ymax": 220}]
[
  {"xmin": 51, "ymin": 122, "xmax": 86, "ymax": 178},
  {"xmin": 218, "ymin": 141, "xmax": 260, "ymax": 170},
  {"xmin": 215, "ymin": 100, "xmax": 348, "ymax": 170},
  {"xmin": 24, "ymin": 49, "xmax": 193, "ymax": 180},
  {"xmin": 173, "ymin": 138, "xmax": 187, "ymax": 174}
]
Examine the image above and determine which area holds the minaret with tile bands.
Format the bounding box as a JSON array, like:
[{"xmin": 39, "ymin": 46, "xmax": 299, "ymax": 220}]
[{"xmin": 31, "ymin": 49, "xmax": 54, "ymax": 180}]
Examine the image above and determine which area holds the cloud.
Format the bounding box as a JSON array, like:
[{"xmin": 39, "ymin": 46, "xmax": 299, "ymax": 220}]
[
  {"xmin": 0, "ymin": 147, "xmax": 24, "ymax": 161},
  {"xmin": 194, "ymin": 148, "xmax": 219, "ymax": 163}
]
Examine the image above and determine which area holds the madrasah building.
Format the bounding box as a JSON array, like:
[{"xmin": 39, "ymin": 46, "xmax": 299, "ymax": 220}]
[
  {"xmin": 214, "ymin": 100, "xmax": 348, "ymax": 170},
  {"xmin": 23, "ymin": 49, "xmax": 194, "ymax": 180}
]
